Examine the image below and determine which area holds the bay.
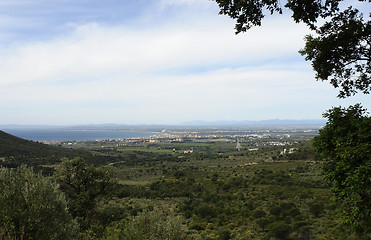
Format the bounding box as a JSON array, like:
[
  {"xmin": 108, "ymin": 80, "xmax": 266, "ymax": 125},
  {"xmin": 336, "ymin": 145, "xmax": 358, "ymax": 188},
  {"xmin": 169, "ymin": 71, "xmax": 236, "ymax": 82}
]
[{"xmin": 5, "ymin": 129, "xmax": 161, "ymax": 142}]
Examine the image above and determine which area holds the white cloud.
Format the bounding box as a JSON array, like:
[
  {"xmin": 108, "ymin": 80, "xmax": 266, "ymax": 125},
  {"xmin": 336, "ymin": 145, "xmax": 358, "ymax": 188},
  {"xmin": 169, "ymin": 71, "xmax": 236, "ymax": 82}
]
[
  {"xmin": 1, "ymin": 1, "xmax": 369, "ymax": 125},
  {"xmin": 0, "ymin": 13, "xmax": 309, "ymax": 85}
]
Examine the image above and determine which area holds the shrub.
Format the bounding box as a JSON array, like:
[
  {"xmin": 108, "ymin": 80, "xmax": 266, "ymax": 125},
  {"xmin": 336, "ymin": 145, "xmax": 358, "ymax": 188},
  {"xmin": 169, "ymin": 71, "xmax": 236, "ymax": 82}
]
[
  {"xmin": 256, "ymin": 218, "xmax": 270, "ymax": 230},
  {"xmin": 114, "ymin": 210, "xmax": 184, "ymax": 240},
  {"xmin": 196, "ymin": 203, "xmax": 215, "ymax": 218},
  {"xmin": 252, "ymin": 209, "xmax": 267, "ymax": 219},
  {"xmin": 309, "ymin": 202, "xmax": 324, "ymax": 218},
  {"xmin": 268, "ymin": 221, "xmax": 292, "ymax": 240}
]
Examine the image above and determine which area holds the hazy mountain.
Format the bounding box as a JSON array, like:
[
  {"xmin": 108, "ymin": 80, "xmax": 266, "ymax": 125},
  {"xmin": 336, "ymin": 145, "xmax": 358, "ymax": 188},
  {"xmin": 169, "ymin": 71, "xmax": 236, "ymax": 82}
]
[{"xmin": 180, "ymin": 119, "xmax": 326, "ymax": 127}]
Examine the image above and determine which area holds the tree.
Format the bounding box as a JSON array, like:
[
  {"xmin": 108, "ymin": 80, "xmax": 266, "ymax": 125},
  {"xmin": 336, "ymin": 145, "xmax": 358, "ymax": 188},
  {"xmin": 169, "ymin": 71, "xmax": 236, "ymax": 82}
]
[
  {"xmin": 313, "ymin": 104, "xmax": 370, "ymax": 237},
  {"xmin": 212, "ymin": 0, "xmax": 370, "ymax": 97},
  {"xmin": 55, "ymin": 158, "xmax": 114, "ymax": 228},
  {"xmin": 300, "ymin": 7, "xmax": 371, "ymax": 98},
  {"xmin": 0, "ymin": 165, "xmax": 78, "ymax": 239}
]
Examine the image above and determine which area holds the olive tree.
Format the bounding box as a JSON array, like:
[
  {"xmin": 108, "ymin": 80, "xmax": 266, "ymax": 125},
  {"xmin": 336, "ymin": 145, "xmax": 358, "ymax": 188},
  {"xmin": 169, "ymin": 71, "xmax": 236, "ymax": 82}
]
[{"xmin": 0, "ymin": 165, "xmax": 78, "ymax": 239}]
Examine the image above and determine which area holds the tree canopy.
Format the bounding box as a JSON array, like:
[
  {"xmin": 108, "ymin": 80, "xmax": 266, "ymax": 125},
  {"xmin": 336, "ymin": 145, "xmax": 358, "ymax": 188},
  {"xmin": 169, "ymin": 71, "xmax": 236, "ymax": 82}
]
[
  {"xmin": 313, "ymin": 104, "xmax": 371, "ymax": 238},
  {"xmin": 212, "ymin": 0, "xmax": 371, "ymax": 97},
  {"xmin": 300, "ymin": 7, "xmax": 371, "ymax": 98}
]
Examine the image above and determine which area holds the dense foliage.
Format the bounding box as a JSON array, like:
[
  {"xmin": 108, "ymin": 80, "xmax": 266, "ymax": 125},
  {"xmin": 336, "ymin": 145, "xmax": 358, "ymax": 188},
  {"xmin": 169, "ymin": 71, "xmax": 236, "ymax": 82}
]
[
  {"xmin": 313, "ymin": 104, "xmax": 371, "ymax": 238},
  {"xmin": 55, "ymin": 158, "xmax": 114, "ymax": 228},
  {"xmin": 0, "ymin": 166, "xmax": 78, "ymax": 239},
  {"xmin": 300, "ymin": 7, "xmax": 371, "ymax": 98},
  {"xmin": 213, "ymin": 0, "xmax": 343, "ymax": 32},
  {"xmin": 102, "ymin": 211, "xmax": 184, "ymax": 240}
]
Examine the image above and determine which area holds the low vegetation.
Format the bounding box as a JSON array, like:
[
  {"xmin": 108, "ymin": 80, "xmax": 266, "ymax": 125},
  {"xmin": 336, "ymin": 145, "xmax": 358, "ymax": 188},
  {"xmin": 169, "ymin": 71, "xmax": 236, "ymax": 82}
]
[{"xmin": 0, "ymin": 126, "xmax": 368, "ymax": 239}]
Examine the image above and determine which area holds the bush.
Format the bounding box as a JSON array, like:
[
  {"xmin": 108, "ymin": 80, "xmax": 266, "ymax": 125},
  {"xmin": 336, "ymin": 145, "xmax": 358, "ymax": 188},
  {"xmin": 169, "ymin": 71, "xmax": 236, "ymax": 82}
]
[
  {"xmin": 218, "ymin": 227, "xmax": 231, "ymax": 240},
  {"xmin": 252, "ymin": 209, "xmax": 267, "ymax": 219},
  {"xmin": 112, "ymin": 210, "xmax": 184, "ymax": 240},
  {"xmin": 196, "ymin": 203, "xmax": 215, "ymax": 219},
  {"xmin": 309, "ymin": 202, "xmax": 324, "ymax": 218},
  {"xmin": 268, "ymin": 221, "xmax": 291, "ymax": 240},
  {"xmin": 256, "ymin": 218, "xmax": 270, "ymax": 230}
]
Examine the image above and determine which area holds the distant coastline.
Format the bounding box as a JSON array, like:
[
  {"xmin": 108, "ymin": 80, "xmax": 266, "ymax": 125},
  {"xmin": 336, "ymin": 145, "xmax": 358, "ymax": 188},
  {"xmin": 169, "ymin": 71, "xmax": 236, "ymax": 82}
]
[
  {"xmin": 4, "ymin": 129, "xmax": 161, "ymax": 142},
  {"xmin": 0, "ymin": 119, "xmax": 326, "ymax": 130},
  {"xmin": 1, "ymin": 119, "xmax": 326, "ymax": 142}
]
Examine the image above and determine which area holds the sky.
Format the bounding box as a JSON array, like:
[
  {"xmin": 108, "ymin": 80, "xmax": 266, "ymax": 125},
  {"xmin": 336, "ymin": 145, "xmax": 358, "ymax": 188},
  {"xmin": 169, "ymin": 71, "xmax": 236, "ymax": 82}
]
[{"xmin": 0, "ymin": 0, "xmax": 370, "ymax": 125}]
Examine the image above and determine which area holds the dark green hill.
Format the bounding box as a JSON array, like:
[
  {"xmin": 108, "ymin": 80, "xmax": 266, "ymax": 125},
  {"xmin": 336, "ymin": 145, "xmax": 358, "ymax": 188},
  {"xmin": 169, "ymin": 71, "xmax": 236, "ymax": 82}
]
[
  {"xmin": 0, "ymin": 130, "xmax": 98, "ymax": 170},
  {"xmin": 0, "ymin": 130, "xmax": 59, "ymax": 157}
]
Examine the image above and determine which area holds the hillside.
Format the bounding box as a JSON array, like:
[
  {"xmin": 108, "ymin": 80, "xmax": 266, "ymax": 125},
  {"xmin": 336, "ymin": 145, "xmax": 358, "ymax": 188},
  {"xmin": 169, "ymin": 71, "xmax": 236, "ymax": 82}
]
[
  {"xmin": 0, "ymin": 130, "xmax": 97, "ymax": 169},
  {"xmin": 0, "ymin": 130, "xmax": 59, "ymax": 156}
]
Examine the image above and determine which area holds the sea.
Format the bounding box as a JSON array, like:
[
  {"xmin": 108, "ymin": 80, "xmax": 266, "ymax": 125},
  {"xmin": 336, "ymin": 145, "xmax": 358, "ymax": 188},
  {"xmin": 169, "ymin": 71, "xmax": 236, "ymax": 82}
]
[{"xmin": 4, "ymin": 129, "xmax": 161, "ymax": 142}]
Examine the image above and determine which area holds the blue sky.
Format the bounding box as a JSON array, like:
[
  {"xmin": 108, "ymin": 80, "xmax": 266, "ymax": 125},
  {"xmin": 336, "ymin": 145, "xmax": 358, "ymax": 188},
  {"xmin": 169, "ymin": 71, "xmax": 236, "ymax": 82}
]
[{"xmin": 0, "ymin": 0, "xmax": 370, "ymax": 125}]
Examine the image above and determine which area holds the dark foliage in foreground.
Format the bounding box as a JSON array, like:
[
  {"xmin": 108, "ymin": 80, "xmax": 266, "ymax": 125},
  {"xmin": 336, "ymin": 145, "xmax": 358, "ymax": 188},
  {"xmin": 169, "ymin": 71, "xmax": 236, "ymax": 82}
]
[{"xmin": 314, "ymin": 104, "xmax": 371, "ymax": 238}]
